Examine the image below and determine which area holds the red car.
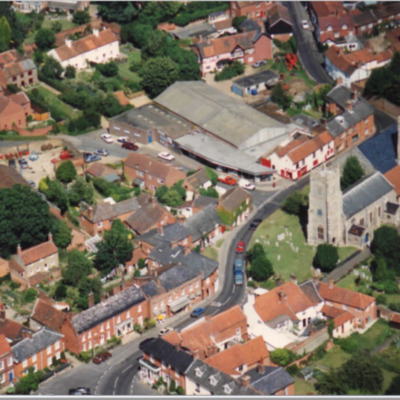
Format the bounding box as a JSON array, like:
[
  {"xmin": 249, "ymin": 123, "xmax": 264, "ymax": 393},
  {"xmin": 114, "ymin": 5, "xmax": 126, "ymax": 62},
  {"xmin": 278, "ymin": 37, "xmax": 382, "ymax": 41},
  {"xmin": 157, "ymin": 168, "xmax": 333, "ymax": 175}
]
[
  {"xmin": 218, "ymin": 175, "xmax": 237, "ymax": 185},
  {"xmin": 122, "ymin": 141, "xmax": 138, "ymax": 151},
  {"xmin": 235, "ymin": 241, "xmax": 245, "ymax": 253},
  {"xmin": 93, "ymin": 351, "xmax": 112, "ymax": 364}
]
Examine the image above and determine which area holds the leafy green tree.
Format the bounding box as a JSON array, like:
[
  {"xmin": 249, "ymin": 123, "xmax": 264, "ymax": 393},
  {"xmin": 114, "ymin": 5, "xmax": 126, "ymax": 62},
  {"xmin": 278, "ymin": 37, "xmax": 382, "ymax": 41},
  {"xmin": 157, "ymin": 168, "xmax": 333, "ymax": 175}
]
[
  {"xmin": 341, "ymin": 156, "xmax": 364, "ymax": 190},
  {"xmin": 51, "ymin": 20, "xmax": 63, "ymax": 33},
  {"xmin": 55, "ymin": 283, "xmax": 67, "ymax": 300},
  {"xmin": 171, "ymin": 180, "xmax": 186, "ymax": 201},
  {"xmin": 69, "ymin": 177, "xmax": 94, "ymax": 205},
  {"xmin": 162, "ymin": 189, "xmax": 183, "ymax": 207},
  {"xmin": 0, "ymin": 16, "xmax": 12, "ymax": 52},
  {"xmin": 97, "ymin": 2, "xmax": 139, "ymax": 24},
  {"xmin": 0, "ymin": 3, "xmax": 25, "ymax": 48},
  {"xmin": 250, "ymin": 254, "xmax": 273, "ymax": 281},
  {"xmin": 270, "ymin": 348, "xmax": 295, "ymax": 367},
  {"xmin": 35, "ymin": 28, "xmax": 55, "ymax": 50},
  {"xmin": 14, "ymin": 368, "xmax": 40, "ymax": 394},
  {"xmin": 199, "ymin": 187, "xmax": 218, "ymax": 198},
  {"xmin": 141, "ymin": 56, "xmax": 179, "ymax": 98},
  {"xmin": 315, "ymin": 369, "xmax": 347, "ymax": 395},
  {"xmin": 371, "ymin": 256, "xmax": 390, "ymax": 282},
  {"xmin": 96, "ymin": 61, "xmax": 119, "ymax": 77},
  {"xmin": 63, "ymin": 249, "xmax": 93, "ymax": 286},
  {"xmin": 0, "ymin": 185, "xmax": 55, "ymax": 258},
  {"xmin": 282, "ymin": 191, "xmax": 307, "ymax": 215},
  {"xmin": 141, "ymin": 30, "xmax": 168, "ymax": 59},
  {"xmin": 24, "ymin": 288, "xmax": 38, "ymax": 303},
  {"xmin": 313, "ymin": 243, "xmax": 339, "ymax": 272},
  {"xmin": 94, "ymin": 219, "xmax": 134, "ymax": 275},
  {"xmin": 72, "ymin": 9, "xmax": 91, "ymax": 25},
  {"xmin": 53, "ymin": 219, "xmax": 72, "ymax": 249},
  {"xmin": 155, "ymin": 185, "xmax": 168, "ymax": 202},
  {"xmin": 205, "ymin": 167, "xmax": 218, "ymax": 185},
  {"xmin": 371, "ymin": 225, "xmax": 400, "ymax": 275},
  {"xmin": 41, "ymin": 56, "xmax": 64, "ymax": 80},
  {"xmin": 138, "ymin": 258, "xmax": 146, "ymax": 269},
  {"xmin": 271, "ymin": 82, "xmax": 292, "ymax": 110},
  {"xmin": 121, "ymin": 22, "xmax": 154, "ymax": 47},
  {"xmin": 65, "ymin": 65, "xmax": 76, "ymax": 79},
  {"xmin": 56, "ymin": 160, "xmax": 77, "ymax": 183},
  {"xmin": 232, "ymin": 16, "xmax": 247, "ymax": 30},
  {"xmin": 246, "ymin": 243, "xmax": 265, "ymax": 262},
  {"xmin": 386, "ymin": 374, "xmax": 400, "ymax": 394}
]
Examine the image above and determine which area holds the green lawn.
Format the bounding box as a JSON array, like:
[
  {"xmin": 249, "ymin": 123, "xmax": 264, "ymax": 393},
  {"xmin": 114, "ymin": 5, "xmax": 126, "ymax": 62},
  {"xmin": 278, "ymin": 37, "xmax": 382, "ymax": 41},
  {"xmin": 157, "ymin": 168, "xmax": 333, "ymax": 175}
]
[
  {"xmin": 316, "ymin": 347, "xmax": 352, "ymax": 370},
  {"xmin": 248, "ymin": 208, "xmax": 357, "ymax": 283},
  {"xmin": 118, "ymin": 48, "xmax": 142, "ymax": 82},
  {"xmin": 293, "ymin": 377, "xmax": 316, "ymax": 395},
  {"xmin": 203, "ymin": 246, "xmax": 218, "ymax": 261},
  {"xmin": 41, "ymin": 18, "xmax": 76, "ymax": 31}
]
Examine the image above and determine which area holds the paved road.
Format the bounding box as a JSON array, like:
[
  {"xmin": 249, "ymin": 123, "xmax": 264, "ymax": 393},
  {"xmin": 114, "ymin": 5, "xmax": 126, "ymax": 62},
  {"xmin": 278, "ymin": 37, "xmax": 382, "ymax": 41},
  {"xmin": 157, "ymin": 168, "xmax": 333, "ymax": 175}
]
[{"xmin": 285, "ymin": 2, "xmax": 333, "ymax": 84}]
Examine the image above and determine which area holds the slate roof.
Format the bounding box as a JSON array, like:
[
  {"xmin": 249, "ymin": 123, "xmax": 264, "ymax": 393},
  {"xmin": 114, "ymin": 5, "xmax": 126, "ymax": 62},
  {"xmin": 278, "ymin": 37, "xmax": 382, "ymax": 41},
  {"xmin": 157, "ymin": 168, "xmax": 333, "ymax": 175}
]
[
  {"xmin": 247, "ymin": 366, "xmax": 295, "ymax": 395},
  {"xmin": 12, "ymin": 327, "xmax": 63, "ymax": 363},
  {"xmin": 172, "ymin": 23, "xmax": 217, "ymax": 40},
  {"xmin": 326, "ymin": 85, "xmax": 354, "ymax": 109},
  {"xmin": 159, "ymin": 264, "xmax": 199, "ymax": 292},
  {"xmin": 155, "ymin": 81, "xmax": 288, "ymax": 151},
  {"xmin": 82, "ymin": 197, "xmax": 141, "ymax": 223},
  {"xmin": 342, "ymin": 172, "xmax": 393, "ymax": 218},
  {"xmin": 184, "ymin": 204, "xmax": 221, "ymax": 242},
  {"xmin": 193, "ymin": 196, "xmax": 219, "ymax": 209},
  {"xmin": 299, "ymin": 280, "xmax": 324, "ymax": 305},
  {"xmin": 292, "ymin": 114, "xmax": 319, "ymax": 130},
  {"xmin": 71, "ymin": 285, "xmax": 145, "ymax": 334},
  {"xmin": 185, "ymin": 358, "xmax": 257, "ymax": 396},
  {"xmin": 140, "ymin": 223, "xmax": 191, "ymax": 247},
  {"xmin": 232, "ymin": 69, "xmax": 279, "ymax": 88},
  {"xmin": 149, "ymin": 243, "xmax": 184, "ymax": 268},
  {"xmin": 0, "ymin": 165, "xmax": 29, "ymax": 189},
  {"xmin": 182, "ymin": 252, "xmax": 218, "ymax": 279},
  {"xmin": 139, "ymin": 337, "xmax": 193, "ymax": 373},
  {"xmin": 186, "ymin": 169, "xmax": 210, "ymax": 189},
  {"xmin": 358, "ymin": 123, "xmax": 398, "ymax": 174},
  {"xmin": 326, "ymin": 100, "xmax": 374, "ymax": 137},
  {"xmin": 141, "ymin": 281, "xmax": 161, "ymax": 298}
]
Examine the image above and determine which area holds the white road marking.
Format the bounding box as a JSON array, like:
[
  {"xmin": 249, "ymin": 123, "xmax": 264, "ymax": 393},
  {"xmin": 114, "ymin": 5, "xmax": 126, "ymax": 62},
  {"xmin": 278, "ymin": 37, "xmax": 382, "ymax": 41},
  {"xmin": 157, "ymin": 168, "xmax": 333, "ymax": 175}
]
[
  {"xmin": 113, "ymin": 376, "xmax": 119, "ymax": 395},
  {"xmin": 122, "ymin": 366, "xmax": 130, "ymax": 374}
]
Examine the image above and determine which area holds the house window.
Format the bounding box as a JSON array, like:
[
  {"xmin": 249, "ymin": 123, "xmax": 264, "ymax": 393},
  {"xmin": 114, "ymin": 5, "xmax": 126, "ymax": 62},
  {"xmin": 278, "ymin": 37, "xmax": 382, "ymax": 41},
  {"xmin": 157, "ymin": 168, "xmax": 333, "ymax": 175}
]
[
  {"xmin": 0, "ymin": 374, "xmax": 5, "ymax": 384},
  {"xmin": 46, "ymin": 346, "xmax": 52, "ymax": 355},
  {"xmin": 82, "ymin": 334, "xmax": 86, "ymax": 342},
  {"xmin": 317, "ymin": 209, "xmax": 323, "ymax": 217},
  {"xmin": 352, "ymin": 134, "xmax": 359, "ymax": 143},
  {"xmin": 378, "ymin": 207, "xmax": 381, "ymax": 217},
  {"xmin": 360, "ymin": 218, "xmax": 364, "ymax": 226},
  {"xmin": 158, "ymin": 178, "xmax": 164, "ymax": 184},
  {"xmin": 97, "ymin": 222, "xmax": 103, "ymax": 227},
  {"xmin": 101, "ymin": 324, "xmax": 104, "ymax": 332},
  {"xmin": 189, "ymin": 284, "xmax": 193, "ymax": 292},
  {"xmin": 0, "ymin": 361, "xmax": 3, "ymax": 371},
  {"xmin": 127, "ymin": 311, "xmax": 130, "ymax": 318},
  {"xmin": 47, "ymin": 356, "xmax": 52, "ymax": 366},
  {"xmin": 107, "ymin": 321, "xmax": 110, "ymax": 329},
  {"xmin": 365, "ymin": 128, "xmax": 369, "ymax": 136},
  {"xmin": 138, "ymin": 305, "xmax": 142, "ymax": 312},
  {"xmin": 32, "ymin": 354, "xmax": 37, "ymax": 363},
  {"xmin": 318, "ymin": 226, "xmax": 324, "ymax": 240},
  {"xmin": 22, "ymin": 360, "xmax": 28, "ymax": 368},
  {"xmin": 148, "ymin": 175, "xmax": 153, "ymax": 181},
  {"xmin": 7, "ymin": 357, "xmax": 12, "ymax": 367},
  {"xmin": 137, "ymin": 171, "xmax": 144, "ymax": 177},
  {"xmin": 313, "ymin": 152, "xmax": 316, "ymax": 158},
  {"xmin": 236, "ymin": 328, "xmax": 241, "ymax": 335},
  {"xmin": 175, "ymin": 369, "xmax": 180, "ymax": 378},
  {"xmin": 117, "ymin": 316, "xmax": 121, "ymax": 323},
  {"xmin": 88, "ymin": 331, "xmax": 92, "ymax": 339},
  {"xmin": 55, "ymin": 340, "xmax": 60, "ymax": 350}
]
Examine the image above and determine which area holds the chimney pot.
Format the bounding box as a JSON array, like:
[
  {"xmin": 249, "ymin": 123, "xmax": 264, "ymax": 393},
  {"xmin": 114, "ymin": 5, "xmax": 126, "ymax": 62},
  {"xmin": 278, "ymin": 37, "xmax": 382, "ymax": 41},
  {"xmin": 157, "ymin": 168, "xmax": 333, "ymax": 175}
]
[
  {"xmin": 93, "ymin": 29, "xmax": 99, "ymax": 37},
  {"xmin": 65, "ymin": 38, "xmax": 72, "ymax": 48},
  {"xmin": 345, "ymin": 99, "xmax": 353, "ymax": 111},
  {"xmin": 257, "ymin": 363, "xmax": 265, "ymax": 374},
  {"xmin": 329, "ymin": 278, "xmax": 334, "ymax": 289},
  {"xmin": 17, "ymin": 244, "xmax": 22, "ymax": 256},
  {"xmin": 48, "ymin": 232, "xmax": 53, "ymax": 242},
  {"xmin": 241, "ymin": 374, "xmax": 251, "ymax": 388},
  {"xmin": 88, "ymin": 292, "xmax": 94, "ymax": 308}
]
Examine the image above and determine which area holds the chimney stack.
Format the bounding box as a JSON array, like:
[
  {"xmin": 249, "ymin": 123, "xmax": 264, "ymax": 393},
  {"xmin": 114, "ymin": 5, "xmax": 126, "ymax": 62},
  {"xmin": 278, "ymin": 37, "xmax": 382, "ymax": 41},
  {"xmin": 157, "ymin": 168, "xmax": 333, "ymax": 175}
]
[
  {"xmin": 158, "ymin": 226, "xmax": 164, "ymax": 236},
  {"xmin": 329, "ymin": 278, "xmax": 334, "ymax": 289},
  {"xmin": 93, "ymin": 29, "xmax": 99, "ymax": 37},
  {"xmin": 17, "ymin": 244, "xmax": 22, "ymax": 256},
  {"xmin": 352, "ymin": 90, "xmax": 358, "ymax": 101},
  {"xmin": 65, "ymin": 38, "xmax": 72, "ymax": 48},
  {"xmin": 48, "ymin": 232, "xmax": 53, "ymax": 243},
  {"xmin": 88, "ymin": 292, "xmax": 94, "ymax": 308},
  {"xmin": 290, "ymin": 274, "xmax": 297, "ymax": 285},
  {"xmin": 257, "ymin": 363, "xmax": 265, "ymax": 374},
  {"xmin": 241, "ymin": 374, "xmax": 251, "ymax": 388},
  {"xmin": 0, "ymin": 305, "xmax": 5, "ymax": 321},
  {"xmin": 345, "ymin": 99, "xmax": 353, "ymax": 111},
  {"xmin": 278, "ymin": 290, "xmax": 287, "ymax": 302},
  {"xmin": 313, "ymin": 270, "xmax": 319, "ymax": 285},
  {"xmin": 193, "ymin": 349, "xmax": 200, "ymax": 360},
  {"xmin": 21, "ymin": 330, "xmax": 33, "ymax": 340}
]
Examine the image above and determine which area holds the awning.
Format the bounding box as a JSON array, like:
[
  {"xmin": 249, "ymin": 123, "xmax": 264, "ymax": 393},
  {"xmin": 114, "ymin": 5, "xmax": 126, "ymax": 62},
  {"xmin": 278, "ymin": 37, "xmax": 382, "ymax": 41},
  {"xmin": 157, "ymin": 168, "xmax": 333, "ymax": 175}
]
[
  {"xmin": 169, "ymin": 296, "xmax": 190, "ymax": 313},
  {"xmin": 139, "ymin": 358, "xmax": 160, "ymax": 373},
  {"xmin": 157, "ymin": 314, "xmax": 165, "ymax": 321}
]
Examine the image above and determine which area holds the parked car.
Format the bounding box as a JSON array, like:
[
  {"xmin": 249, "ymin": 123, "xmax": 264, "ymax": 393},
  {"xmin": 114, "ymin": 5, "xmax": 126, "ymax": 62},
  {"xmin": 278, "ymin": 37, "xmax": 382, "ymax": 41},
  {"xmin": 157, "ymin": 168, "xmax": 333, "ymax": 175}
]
[
  {"xmin": 158, "ymin": 152, "xmax": 175, "ymax": 161},
  {"xmin": 235, "ymin": 241, "xmax": 245, "ymax": 254},
  {"xmin": 8, "ymin": 159, "xmax": 16, "ymax": 168},
  {"xmin": 252, "ymin": 60, "xmax": 267, "ymax": 68},
  {"xmin": 93, "ymin": 351, "xmax": 112, "ymax": 364},
  {"xmin": 101, "ymin": 133, "xmax": 113, "ymax": 143},
  {"xmin": 117, "ymin": 136, "xmax": 129, "ymax": 143},
  {"xmin": 249, "ymin": 218, "xmax": 262, "ymax": 230},
  {"xmin": 68, "ymin": 387, "xmax": 91, "ymax": 395},
  {"xmin": 122, "ymin": 141, "xmax": 139, "ymax": 151},
  {"xmin": 94, "ymin": 148, "xmax": 109, "ymax": 156},
  {"xmin": 302, "ymin": 20, "xmax": 309, "ymax": 29},
  {"xmin": 29, "ymin": 152, "xmax": 39, "ymax": 161},
  {"xmin": 159, "ymin": 327, "xmax": 173, "ymax": 336},
  {"xmin": 191, "ymin": 307, "xmax": 206, "ymax": 318},
  {"xmin": 18, "ymin": 158, "xmax": 29, "ymax": 169},
  {"xmin": 239, "ymin": 178, "xmax": 255, "ymax": 191},
  {"xmin": 85, "ymin": 154, "xmax": 101, "ymax": 163},
  {"xmin": 218, "ymin": 174, "xmax": 237, "ymax": 186}
]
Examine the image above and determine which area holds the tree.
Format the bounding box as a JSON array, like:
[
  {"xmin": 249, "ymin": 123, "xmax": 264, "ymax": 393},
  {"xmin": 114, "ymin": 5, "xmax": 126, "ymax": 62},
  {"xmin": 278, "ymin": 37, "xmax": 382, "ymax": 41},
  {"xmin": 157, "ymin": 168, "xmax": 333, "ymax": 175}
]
[
  {"xmin": 72, "ymin": 9, "xmax": 91, "ymax": 25},
  {"xmin": 140, "ymin": 56, "xmax": 179, "ymax": 98},
  {"xmin": 69, "ymin": 177, "xmax": 94, "ymax": 205},
  {"xmin": 270, "ymin": 348, "xmax": 295, "ymax": 367},
  {"xmin": 65, "ymin": 65, "xmax": 76, "ymax": 79},
  {"xmin": 250, "ymin": 254, "xmax": 273, "ymax": 281},
  {"xmin": 313, "ymin": 244, "xmax": 339, "ymax": 272},
  {"xmin": 155, "ymin": 185, "xmax": 168, "ymax": 202},
  {"xmin": 171, "ymin": 180, "xmax": 186, "ymax": 201},
  {"xmin": 232, "ymin": 16, "xmax": 247, "ymax": 30},
  {"xmin": 94, "ymin": 220, "xmax": 134, "ymax": 275},
  {"xmin": 0, "ymin": 16, "xmax": 11, "ymax": 52},
  {"xmin": 35, "ymin": 28, "xmax": 55, "ymax": 50},
  {"xmin": 386, "ymin": 374, "xmax": 400, "ymax": 395},
  {"xmin": 371, "ymin": 225, "xmax": 400, "ymax": 274},
  {"xmin": 371, "ymin": 256, "xmax": 390, "ymax": 282},
  {"xmin": 96, "ymin": 61, "xmax": 119, "ymax": 77},
  {"xmin": 83, "ymin": 108, "xmax": 101, "ymax": 129},
  {"xmin": 205, "ymin": 167, "xmax": 218, "ymax": 185},
  {"xmin": 199, "ymin": 187, "xmax": 218, "ymax": 198},
  {"xmin": 121, "ymin": 22, "xmax": 154, "ymax": 47},
  {"xmin": 97, "ymin": 2, "xmax": 139, "ymax": 24},
  {"xmin": 271, "ymin": 82, "xmax": 292, "ymax": 110},
  {"xmin": 0, "ymin": 185, "xmax": 55, "ymax": 258},
  {"xmin": 0, "ymin": 3, "xmax": 25, "ymax": 48},
  {"xmin": 162, "ymin": 189, "xmax": 183, "ymax": 207},
  {"xmin": 246, "ymin": 243, "xmax": 265, "ymax": 262},
  {"xmin": 63, "ymin": 249, "xmax": 93, "ymax": 286},
  {"xmin": 341, "ymin": 156, "xmax": 364, "ymax": 190},
  {"xmin": 55, "ymin": 283, "xmax": 67, "ymax": 300},
  {"xmin": 51, "ymin": 20, "xmax": 63, "ymax": 33},
  {"xmin": 141, "ymin": 30, "xmax": 168, "ymax": 60},
  {"xmin": 56, "ymin": 160, "xmax": 77, "ymax": 183},
  {"xmin": 282, "ymin": 191, "xmax": 307, "ymax": 215},
  {"xmin": 41, "ymin": 56, "xmax": 63, "ymax": 80},
  {"xmin": 315, "ymin": 369, "xmax": 347, "ymax": 395},
  {"xmin": 53, "ymin": 220, "xmax": 72, "ymax": 249}
]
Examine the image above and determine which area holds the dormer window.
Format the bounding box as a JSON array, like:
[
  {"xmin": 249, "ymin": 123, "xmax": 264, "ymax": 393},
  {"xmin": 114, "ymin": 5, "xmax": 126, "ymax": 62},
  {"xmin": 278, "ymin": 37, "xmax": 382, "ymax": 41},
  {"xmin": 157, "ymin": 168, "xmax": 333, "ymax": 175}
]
[
  {"xmin": 342, "ymin": 24, "xmax": 347, "ymax": 30},
  {"xmin": 224, "ymin": 382, "xmax": 235, "ymax": 394},
  {"xmin": 327, "ymin": 25, "xmax": 332, "ymax": 31},
  {"xmin": 209, "ymin": 372, "xmax": 221, "ymax": 386},
  {"xmin": 195, "ymin": 365, "xmax": 207, "ymax": 377}
]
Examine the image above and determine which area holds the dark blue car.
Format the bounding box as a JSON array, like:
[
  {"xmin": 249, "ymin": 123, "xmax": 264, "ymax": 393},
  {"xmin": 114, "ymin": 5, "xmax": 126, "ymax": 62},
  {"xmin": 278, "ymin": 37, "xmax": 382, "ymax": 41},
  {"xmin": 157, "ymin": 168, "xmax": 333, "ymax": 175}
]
[{"xmin": 191, "ymin": 307, "xmax": 205, "ymax": 318}]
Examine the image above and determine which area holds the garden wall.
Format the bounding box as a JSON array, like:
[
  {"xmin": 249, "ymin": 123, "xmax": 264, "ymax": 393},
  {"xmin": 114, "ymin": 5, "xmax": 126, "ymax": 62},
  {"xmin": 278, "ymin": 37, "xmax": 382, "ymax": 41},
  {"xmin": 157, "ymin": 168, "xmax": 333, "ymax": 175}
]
[
  {"xmin": 285, "ymin": 328, "xmax": 329, "ymax": 355},
  {"xmin": 13, "ymin": 124, "xmax": 54, "ymax": 137}
]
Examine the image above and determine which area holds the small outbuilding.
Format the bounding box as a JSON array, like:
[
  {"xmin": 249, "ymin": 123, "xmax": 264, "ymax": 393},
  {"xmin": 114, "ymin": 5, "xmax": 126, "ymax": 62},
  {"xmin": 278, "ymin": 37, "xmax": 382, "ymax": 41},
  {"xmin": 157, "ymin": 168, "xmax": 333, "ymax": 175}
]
[{"xmin": 231, "ymin": 69, "xmax": 279, "ymax": 97}]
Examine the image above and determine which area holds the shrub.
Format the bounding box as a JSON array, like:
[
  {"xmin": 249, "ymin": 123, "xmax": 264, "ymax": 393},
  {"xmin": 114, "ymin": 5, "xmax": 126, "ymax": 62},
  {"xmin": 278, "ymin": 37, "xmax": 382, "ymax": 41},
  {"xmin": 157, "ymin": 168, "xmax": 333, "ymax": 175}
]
[
  {"xmin": 313, "ymin": 244, "xmax": 339, "ymax": 272},
  {"xmin": 286, "ymin": 364, "xmax": 300, "ymax": 377},
  {"xmin": 79, "ymin": 350, "xmax": 92, "ymax": 363},
  {"xmin": 270, "ymin": 348, "xmax": 296, "ymax": 367},
  {"xmin": 24, "ymin": 288, "xmax": 38, "ymax": 303},
  {"xmin": 215, "ymin": 61, "xmax": 244, "ymax": 81},
  {"xmin": 134, "ymin": 323, "xmax": 143, "ymax": 334}
]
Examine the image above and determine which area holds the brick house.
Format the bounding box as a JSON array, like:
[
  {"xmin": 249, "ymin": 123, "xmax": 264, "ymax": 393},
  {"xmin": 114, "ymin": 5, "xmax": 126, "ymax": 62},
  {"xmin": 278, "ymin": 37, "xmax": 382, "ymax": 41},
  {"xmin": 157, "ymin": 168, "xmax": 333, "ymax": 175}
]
[
  {"xmin": 47, "ymin": 29, "xmax": 120, "ymax": 71},
  {"xmin": 217, "ymin": 187, "xmax": 251, "ymax": 226},
  {"xmin": 12, "ymin": 327, "xmax": 64, "ymax": 379},
  {"xmin": 9, "ymin": 234, "xmax": 60, "ymax": 288},
  {"xmin": 0, "ymin": 334, "xmax": 14, "ymax": 387},
  {"xmin": 0, "ymin": 50, "xmax": 38, "ymax": 90},
  {"xmin": 230, "ymin": 1, "xmax": 273, "ymax": 20},
  {"xmin": 324, "ymin": 85, "xmax": 375, "ymax": 153},
  {"xmin": 81, "ymin": 196, "xmax": 147, "ymax": 236},
  {"xmin": 194, "ymin": 30, "xmax": 273, "ymax": 75},
  {"xmin": 320, "ymin": 304, "xmax": 355, "ymax": 338},
  {"xmin": 86, "ymin": 162, "xmax": 120, "ymax": 183},
  {"xmin": 318, "ymin": 281, "xmax": 377, "ymax": 329},
  {"xmin": 0, "ymin": 93, "xmax": 32, "ymax": 131},
  {"xmin": 125, "ymin": 197, "xmax": 176, "ymax": 236},
  {"xmin": 139, "ymin": 337, "xmax": 193, "ymax": 391},
  {"xmin": 62, "ymin": 286, "xmax": 149, "ymax": 355},
  {"xmin": 0, "ymin": 307, "xmax": 34, "ymax": 345},
  {"xmin": 317, "ymin": 15, "xmax": 355, "ymax": 44},
  {"xmin": 123, "ymin": 153, "xmax": 186, "ymax": 194},
  {"xmin": 265, "ymin": 129, "xmax": 334, "ymax": 181},
  {"xmin": 265, "ymin": 3, "xmax": 293, "ymax": 42},
  {"xmin": 163, "ymin": 305, "xmax": 248, "ymax": 359}
]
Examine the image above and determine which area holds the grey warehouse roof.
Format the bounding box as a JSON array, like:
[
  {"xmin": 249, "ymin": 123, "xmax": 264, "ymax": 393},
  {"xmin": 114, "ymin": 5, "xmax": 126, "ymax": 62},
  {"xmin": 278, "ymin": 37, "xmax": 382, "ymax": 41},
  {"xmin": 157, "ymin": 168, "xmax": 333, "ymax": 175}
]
[
  {"xmin": 155, "ymin": 81, "xmax": 288, "ymax": 150},
  {"xmin": 232, "ymin": 69, "xmax": 279, "ymax": 88},
  {"xmin": 71, "ymin": 285, "xmax": 145, "ymax": 334},
  {"xmin": 176, "ymin": 133, "xmax": 275, "ymax": 176},
  {"xmin": 12, "ymin": 327, "xmax": 63, "ymax": 363},
  {"xmin": 343, "ymin": 172, "xmax": 393, "ymax": 218}
]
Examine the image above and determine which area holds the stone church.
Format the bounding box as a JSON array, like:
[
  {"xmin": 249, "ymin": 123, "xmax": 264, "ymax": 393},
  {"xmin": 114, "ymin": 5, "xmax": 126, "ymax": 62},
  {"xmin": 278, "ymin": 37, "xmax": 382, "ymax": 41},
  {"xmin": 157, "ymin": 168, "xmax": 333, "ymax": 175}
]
[{"xmin": 307, "ymin": 165, "xmax": 399, "ymax": 248}]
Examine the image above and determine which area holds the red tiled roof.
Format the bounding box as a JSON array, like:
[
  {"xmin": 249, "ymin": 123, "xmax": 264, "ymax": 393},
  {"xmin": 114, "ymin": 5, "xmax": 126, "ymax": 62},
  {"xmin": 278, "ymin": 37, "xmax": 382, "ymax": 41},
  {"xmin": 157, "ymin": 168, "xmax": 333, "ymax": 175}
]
[
  {"xmin": 206, "ymin": 336, "xmax": 269, "ymax": 376},
  {"xmin": 0, "ymin": 165, "xmax": 29, "ymax": 189},
  {"xmin": 321, "ymin": 304, "xmax": 354, "ymax": 328},
  {"xmin": 32, "ymin": 299, "xmax": 67, "ymax": 333},
  {"xmin": 310, "ymin": 1, "xmax": 347, "ymax": 18},
  {"xmin": 19, "ymin": 240, "xmax": 58, "ymax": 266},
  {"xmin": 0, "ymin": 334, "xmax": 11, "ymax": 356},
  {"xmin": 54, "ymin": 29, "xmax": 118, "ymax": 62},
  {"xmin": 318, "ymin": 282, "xmax": 375, "ymax": 310},
  {"xmin": 0, "ymin": 319, "xmax": 25, "ymax": 341},
  {"xmin": 325, "ymin": 45, "xmax": 357, "ymax": 76},
  {"xmin": 254, "ymin": 281, "xmax": 315, "ymax": 323},
  {"xmin": 319, "ymin": 15, "xmax": 354, "ymax": 32},
  {"xmin": 385, "ymin": 165, "xmax": 400, "ymax": 197},
  {"xmin": 390, "ymin": 313, "xmax": 400, "ymax": 324},
  {"xmin": 114, "ymin": 90, "xmax": 130, "ymax": 106},
  {"xmin": 86, "ymin": 162, "xmax": 117, "ymax": 178}
]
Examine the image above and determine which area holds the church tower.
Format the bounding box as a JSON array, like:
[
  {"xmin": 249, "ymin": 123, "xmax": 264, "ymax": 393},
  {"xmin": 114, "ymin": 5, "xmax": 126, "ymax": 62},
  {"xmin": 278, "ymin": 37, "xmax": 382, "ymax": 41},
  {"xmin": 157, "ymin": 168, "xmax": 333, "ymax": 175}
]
[{"xmin": 307, "ymin": 165, "xmax": 344, "ymax": 246}]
